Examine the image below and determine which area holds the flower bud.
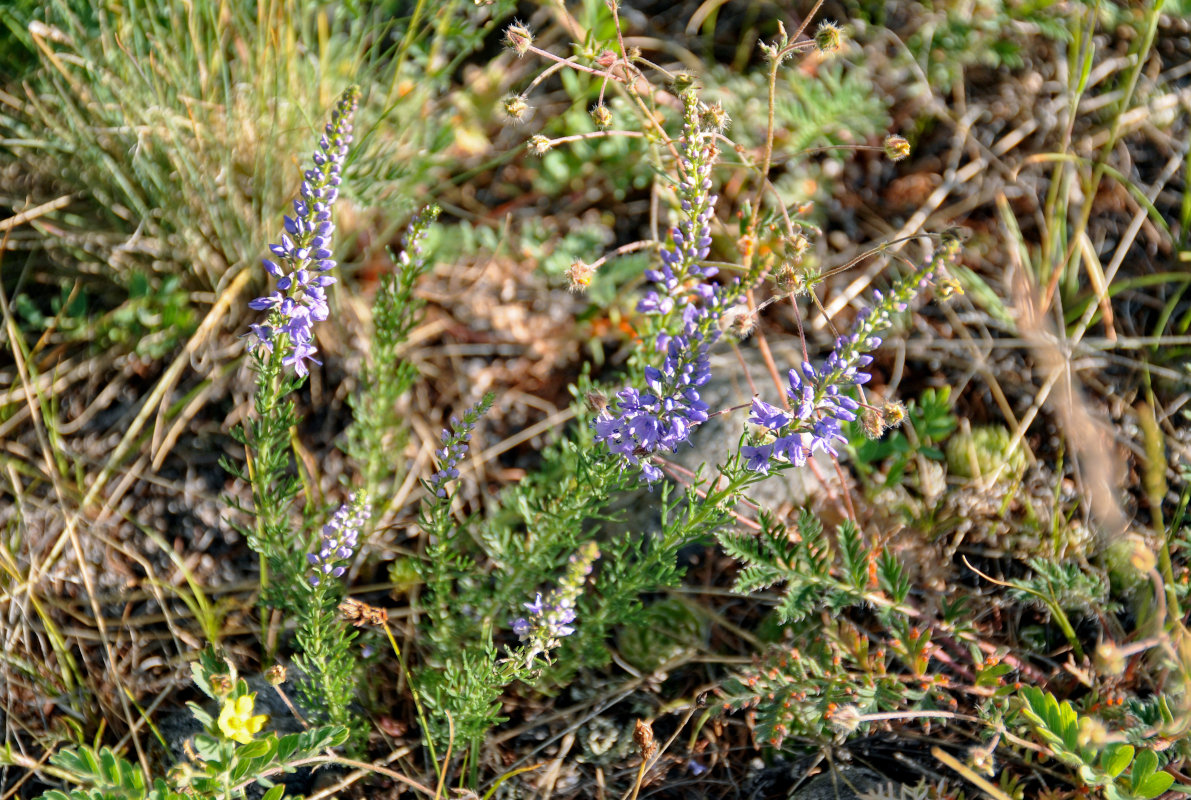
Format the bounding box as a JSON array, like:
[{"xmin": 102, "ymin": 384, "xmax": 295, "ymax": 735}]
[
  {"xmin": 860, "ymin": 408, "xmax": 886, "ymax": 439},
  {"xmin": 210, "ymin": 674, "xmax": 233, "ymax": 697},
  {"xmin": 590, "ymin": 104, "xmax": 613, "ymax": 130},
  {"xmin": 528, "ymin": 135, "xmax": 553, "ymax": 156},
  {"xmin": 884, "ymin": 134, "xmax": 911, "ymax": 162},
  {"xmin": 265, "ymin": 664, "xmax": 287, "ymax": 686},
  {"xmin": 882, "ymin": 401, "xmax": 907, "ymax": 428},
  {"xmin": 502, "ymin": 95, "xmax": 530, "ymax": 123},
  {"xmin": 595, "ymin": 49, "xmax": 618, "ymax": 69},
  {"xmin": 670, "ymin": 72, "xmax": 697, "ymax": 93},
  {"xmin": 814, "ymin": 21, "xmax": 843, "ymax": 55},
  {"xmin": 504, "ymin": 22, "xmax": 533, "ymax": 57},
  {"xmin": 567, "ymin": 259, "xmax": 597, "ymax": 291},
  {"xmin": 1096, "ymin": 640, "xmax": 1126, "ymax": 676}
]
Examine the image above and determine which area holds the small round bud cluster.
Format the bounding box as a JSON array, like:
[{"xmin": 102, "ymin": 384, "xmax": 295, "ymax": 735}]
[
  {"xmin": 504, "ymin": 21, "xmax": 533, "ymax": 57},
  {"xmin": 502, "ymin": 95, "xmax": 530, "ymax": 123},
  {"xmin": 814, "ymin": 21, "xmax": 843, "ymax": 55},
  {"xmin": 265, "ymin": 664, "xmax": 287, "ymax": 686},
  {"xmin": 590, "ymin": 104, "xmax": 613, "ymax": 130},
  {"xmin": 528, "ymin": 135, "xmax": 552, "ymax": 156},
  {"xmin": 566, "ymin": 259, "xmax": 597, "ymax": 291},
  {"xmin": 670, "ymin": 72, "xmax": 698, "ymax": 93},
  {"xmin": 884, "ymin": 134, "xmax": 911, "ymax": 162}
]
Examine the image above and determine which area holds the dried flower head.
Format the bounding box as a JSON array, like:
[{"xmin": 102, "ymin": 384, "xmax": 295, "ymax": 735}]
[
  {"xmin": 884, "ymin": 134, "xmax": 911, "ymax": 161},
  {"xmin": 502, "ymin": 94, "xmax": 530, "ymax": 122},
  {"xmin": 814, "ymin": 21, "xmax": 843, "ymax": 55},
  {"xmin": 584, "ymin": 390, "xmax": 609, "ymax": 415},
  {"xmin": 590, "ymin": 104, "xmax": 613, "ymax": 130},
  {"xmin": 634, "ymin": 719, "xmax": 658, "ymax": 761},
  {"xmin": 699, "ymin": 102, "xmax": 730, "ymax": 133},
  {"xmin": 504, "ymin": 21, "xmax": 533, "ymax": 57},
  {"xmin": 528, "ymin": 134, "xmax": 552, "ymax": 156},
  {"xmin": 265, "ymin": 664, "xmax": 287, "ymax": 685},
  {"xmin": 210, "ymin": 674, "xmax": 233, "ymax": 697},
  {"xmin": 882, "ymin": 401, "xmax": 907, "ymax": 428},
  {"xmin": 721, "ymin": 306, "xmax": 755, "ymax": 340},
  {"xmin": 860, "ymin": 408, "xmax": 886, "ymax": 439},
  {"xmin": 567, "ymin": 259, "xmax": 597, "ymax": 291}
]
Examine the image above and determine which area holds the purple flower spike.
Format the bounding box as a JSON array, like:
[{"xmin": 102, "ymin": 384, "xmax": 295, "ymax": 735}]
[{"xmin": 246, "ymin": 86, "xmax": 360, "ymax": 376}]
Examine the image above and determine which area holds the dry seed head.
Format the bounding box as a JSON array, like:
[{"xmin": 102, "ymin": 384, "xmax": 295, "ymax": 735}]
[
  {"xmin": 882, "ymin": 401, "xmax": 907, "ymax": 428},
  {"xmin": 585, "ymin": 390, "xmax": 609, "ymax": 414},
  {"xmin": 700, "ymin": 101, "xmax": 730, "ymax": 133},
  {"xmin": 502, "ymin": 95, "xmax": 530, "ymax": 123},
  {"xmin": 884, "ymin": 134, "xmax": 911, "ymax": 162},
  {"xmin": 814, "ymin": 21, "xmax": 843, "ymax": 55},
  {"xmin": 265, "ymin": 664, "xmax": 287, "ymax": 686},
  {"xmin": 590, "ymin": 104, "xmax": 613, "ymax": 130},
  {"xmin": 528, "ymin": 135, "xmax": 553, "ymax": 156},
  {"xmin": 829, "ymin": 704, "xmax": 862, "ymax": 736},
  {"xmin": 634, "ymin": 719, "xmax": 658, "ymax": 760},
  {"xmin": 860, "ymin": 408, "xmax": 886, "ymax": 439},
  {"xmin": 567, "ymin": 259, "xmax": 597, "ymax": 291},
  {"xmin": 504, "ymin": 21, "xmax": 533, "ymax": 56}
]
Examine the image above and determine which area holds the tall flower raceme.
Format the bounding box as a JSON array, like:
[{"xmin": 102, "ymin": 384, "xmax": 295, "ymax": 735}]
[
  {"xmin": 740, "ymin": 240, "xmax": 959, "ymax": 476},
  {"xmin": 248, "ymin": 86, "xmax": 360, "ymax": 377},
  {"xmin": 593, "ymin": 92, "xmax": 739, "ymax": 482},
  {"xmin": 511, "ymin": 541, "xmax": 601, "ymax": 667},
  {"xmin": 427, "ymin": 396, "xmax": 494, "ymax": 500}
]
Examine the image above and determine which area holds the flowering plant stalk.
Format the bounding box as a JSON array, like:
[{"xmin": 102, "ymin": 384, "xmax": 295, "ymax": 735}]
[
  {"xmin": 293, "ymin": 494, "xmax": 370, "ymax": 741},
  {"xmin": 222, "ymin": 86, "xmax": 359, "ymax": 616}
]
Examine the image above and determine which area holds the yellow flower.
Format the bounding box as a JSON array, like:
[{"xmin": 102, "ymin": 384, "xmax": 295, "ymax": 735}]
[{"xmin": 217, "ymin": 694, "xmax": 267, "ymax": 744}]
